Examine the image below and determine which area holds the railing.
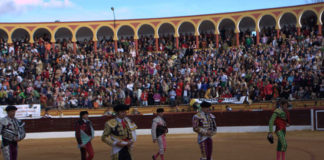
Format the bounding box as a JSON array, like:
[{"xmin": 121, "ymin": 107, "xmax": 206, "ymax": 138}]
[{"xmin": 38, "ymin": 99, "xmax": 324, "ymax": 117}]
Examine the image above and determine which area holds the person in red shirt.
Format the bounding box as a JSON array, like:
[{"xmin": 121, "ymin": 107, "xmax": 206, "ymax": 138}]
[
  {"xmin": 74, "ymin": 67, "xmax": 80, "ymax": 75},
  {"xmin": 181, "ymin": 43, "xmax": 188, "ymax": 49},
  {"xmin": 55, "ymin": 81, "xmax": 61, "ymax": 88},
  {"xmin": 177, "ymin": 80, "xmax": 184, "ymax": 90},
  {"xmin": 175, "ymin": 85, "xmax": 182, "ymax": 105},
  {"xmin": 257, "ymin": 79, "xmax": 263, "ymax": 90},
  {"xmin": 42, "ymin": 70, "xmax": 50, "ymax": 79},
  {"xmin": 227, "ymin": 66, "xmax": 233, "ymax": 75},
  {"xmin": 141, "ymin": 89, "xmax": 148, "ymax": 106},
  {"xmin": 125, "ymin": 95, "xmax": 131, "ymax": 105},
  {"xmin": 222, "ymin": 92, "xmax": 232, "ymax": 98},
  {"xmin": 273, "ymin": 83, "xmax": 279, "ymax": 99},
  {"xmin": 257, "ymin": 79, "xmax": 265, "ymax": 100},
  {"xmin": 147, "ymin": 45, "xmax": 153, "ymax": 52},
  {"xmin": 40, "ymin": 94, "xmax": 48, "ymax": 108},
  {"xmin": 160, "ymin": 94, "xmax": 166, "ymax": 105},
  {"xmin": 265, "ymin": 80, "xmax": 273, "ymax": 100}
]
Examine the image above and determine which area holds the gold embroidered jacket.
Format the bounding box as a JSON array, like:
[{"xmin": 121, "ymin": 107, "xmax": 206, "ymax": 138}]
[{"xmin": 101, "ymin": 117, "xmax": 137, "ymax": 146}]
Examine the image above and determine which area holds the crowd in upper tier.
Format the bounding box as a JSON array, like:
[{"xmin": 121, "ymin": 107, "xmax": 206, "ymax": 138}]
[{"xmin": 0, "ymin": 24, "xmax": 323, "ymax": 109}]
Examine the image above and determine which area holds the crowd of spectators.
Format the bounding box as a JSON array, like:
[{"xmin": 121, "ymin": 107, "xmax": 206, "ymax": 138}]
[{"xmin": 0, "ymin": 24, "xmax": 323, "ymax": 110}]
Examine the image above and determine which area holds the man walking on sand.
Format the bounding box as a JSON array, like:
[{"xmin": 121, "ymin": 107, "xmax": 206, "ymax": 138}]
[
  {"xmin": 192, "ymin": 101, "xmax": 217, "ymax": 160},
  {"xmin": 152, "ymin": 108, "xmax": 168, "ymax": 160}
]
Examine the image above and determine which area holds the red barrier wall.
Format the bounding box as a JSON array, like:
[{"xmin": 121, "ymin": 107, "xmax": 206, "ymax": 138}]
[{"xmin": 23, "ymin": 109, "xmax": 311, "ymax": 133}]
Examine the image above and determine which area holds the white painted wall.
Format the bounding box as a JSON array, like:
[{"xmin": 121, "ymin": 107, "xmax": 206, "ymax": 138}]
[{"xmin": 25, "ymin": 125, "xmax": 312, "ymax": 139}]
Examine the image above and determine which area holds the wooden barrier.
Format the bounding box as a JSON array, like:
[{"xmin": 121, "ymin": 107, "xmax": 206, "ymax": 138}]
[
  {"xmin": 25, "ymin": 109, "xmax": 311, "ymax": 133},
  {"xmin": 42, "ymin": 100, "xmax": 324, "ymax": 117}
]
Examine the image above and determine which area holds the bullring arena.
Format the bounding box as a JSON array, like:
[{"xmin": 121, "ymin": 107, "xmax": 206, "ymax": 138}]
[
  {"xmin": 0, "ymin": 2, "xmax": 324, "ymax": 160},
  {"xmin": 19, "ymin": 132, "xmax": 324, "ymax": 160},
  {"xmin": 18, "ymin": 100, "xmax": 324, "ymax": 160}
]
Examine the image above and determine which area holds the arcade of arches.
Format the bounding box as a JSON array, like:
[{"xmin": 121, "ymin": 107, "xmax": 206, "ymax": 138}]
[{"xmin": 0, "ymin": 3, "xmax": 323, "ymax": 54}]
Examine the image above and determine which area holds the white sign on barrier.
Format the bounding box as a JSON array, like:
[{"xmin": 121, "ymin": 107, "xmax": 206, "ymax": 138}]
[
  {"xmin": 0, "ymin": 104, "xmax": 41, "ymax": 119},
  {"xmin": 193, "ymin": 96, "xmax": 246, "ymax": 104}
]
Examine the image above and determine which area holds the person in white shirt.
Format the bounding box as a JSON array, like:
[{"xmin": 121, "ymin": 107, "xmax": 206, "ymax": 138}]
[
  {"xmin": 118, "ymin": 47, "xmax": 124, "ymax": 53},
  {"xmin": 8, "ymin": 45, "xmax": 14, "ymax": 54},
  {"xmin": 69, "ymin": 97, "xmax": 78, "ymax": 108},
  {"xmin": 130, "ymin": 47, "xmax": 136, "ymax": 57},
  {"xmin": 126, "ymin": 83, "xmax": 134, "ymax": 92}
]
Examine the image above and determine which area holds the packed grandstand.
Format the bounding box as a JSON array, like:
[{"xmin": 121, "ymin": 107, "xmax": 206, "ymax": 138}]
[{"xmin": 0, "ymin": 3, "xmax": 323, "ymax": 110}]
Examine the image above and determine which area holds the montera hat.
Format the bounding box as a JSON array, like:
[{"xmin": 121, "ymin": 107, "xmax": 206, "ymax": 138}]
[
  {"xmin": 200, "ymin": 101, "xmax": 211, "ymax": 108},
  {"xmin": 5, "ymin": 105, "xmax": 17, "ymax": 112},
  {"xmin": 80, "ymin": 111, "xmax": 89, "ymax": 118},
  {"xmin": 114, "ymin": 104, "xmax": 130, "ymax": 112},
  {"xmin": 157, "ymin": 108, "xmax": 164, "ymax": 113}
]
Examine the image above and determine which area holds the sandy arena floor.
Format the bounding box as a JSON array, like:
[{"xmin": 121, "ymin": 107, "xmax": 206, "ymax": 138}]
[{"xmin": 17, "ymin": 131, "xmax": 324, "ymax": 160}]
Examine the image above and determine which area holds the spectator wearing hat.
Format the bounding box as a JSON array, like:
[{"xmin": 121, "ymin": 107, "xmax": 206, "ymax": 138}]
[
  {"xmin": 192, "ymin": 101, "xmax": 217, "ymax": 160},
  {"xmin": 75, "ymin": 111, "xmax": 94, "ymax": 160},
  {"xmin": 101, "ymin": 104, "xmax": 137, "ymax": 160},
  {"xmin": 0, "ymin": 105, "xmax": 26, "ymax": 160},
  {"xmin": 151, "ymin": 108, "xmax": 168, "ymax": 160}
]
